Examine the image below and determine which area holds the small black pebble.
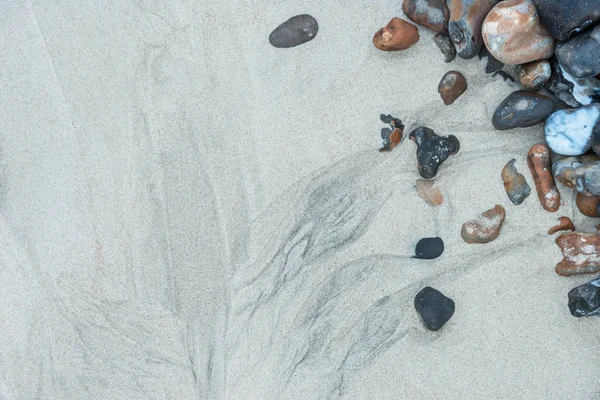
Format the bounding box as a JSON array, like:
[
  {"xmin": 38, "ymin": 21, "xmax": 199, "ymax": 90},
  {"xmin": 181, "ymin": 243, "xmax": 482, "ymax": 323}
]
[
  {"xmin": 414, "ymin": 237, "xmax": 444, "ymax": 259},
  {"xmin": 568, "ymin": 276, "xmax": 600, "ymax": 317},
  {"xmin": 269, "ymin": 14, "xmax": 319, "ymax": 48},
  {"xmin": 414, "ymin": 286, "xmax": 455, "ymax": 331}
]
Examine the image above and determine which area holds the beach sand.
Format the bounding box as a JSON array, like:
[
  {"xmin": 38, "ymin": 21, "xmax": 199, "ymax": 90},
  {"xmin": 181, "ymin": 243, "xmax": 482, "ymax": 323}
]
[{"xmin": 1, "ymin": 0, "xmax": 599, "ymax": 399}]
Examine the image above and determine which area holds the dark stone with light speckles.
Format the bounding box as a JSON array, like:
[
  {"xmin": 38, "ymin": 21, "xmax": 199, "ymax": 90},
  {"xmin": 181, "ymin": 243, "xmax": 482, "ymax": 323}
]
[
  {"xmin": 414, "ymin": 237, "xmax": 444, "ymax": 259},
  {"xmin": 568, "ymin": 276, "xmax": 600, "ymax": 317},
  {"xmin": 414, "ymin": 286, "xmax": 455, "ymax": 330},
  {"xmin": 409, "ymin": 127, "xmax": 460, "ymax": 179},
  {"xmin": 433, "ymin": 34, "xmax": 456, "ymax": 62},
  {"xmin": 269, "ymin": 14, "xmax": 318, "ymax": 48},
  {"xmin": 492, "ymin": 90, "xmax": 555, "ymax": 130}
]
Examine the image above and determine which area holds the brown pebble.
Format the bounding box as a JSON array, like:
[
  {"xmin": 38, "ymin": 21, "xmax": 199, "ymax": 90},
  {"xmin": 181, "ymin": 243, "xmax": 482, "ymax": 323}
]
[
  {"xmin": 576, "ymin": 193, "xmax": 600, "ymax": 217},
  {"xmin": 461, "ymin": 205, "xmax": 506, "ymax": 244},
  {"xmin": 548, "ymin": 216, "xmax": 575, "ymax": 234},
  {"xmin": 438, "ymin": 71, "xmax": 467, "ymax": 105},
  {"xmin": 516, "ymin": 60, "xmax": 551, "ymax": 91},
  {"xmin": 373, "ymin": 18, "xmax": 420, "ymax": 51},
  {"xmin": 416, "ymin": 179, "xmax": 444, "ymax": 206},
  {"xmin": 527, "ymin": 144, "xmax": 561, "ymax": 212},
  {"xmin": 555, "ymin": 232, "xmax": 600, "ymax": 276}
]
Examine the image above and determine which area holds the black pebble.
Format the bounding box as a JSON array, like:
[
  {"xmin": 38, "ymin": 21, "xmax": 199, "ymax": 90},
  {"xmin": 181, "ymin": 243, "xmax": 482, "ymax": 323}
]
[
  {"xmin": 532, "ymin": 0, "xmax": 600, "ymax": 41},
  {"xmin": 492, "ymin": 90, "xmax": 556, "ymax": 130},
  {"xmin": 568, "ymin": 276, "xmax": 600, "ymax": 317},
  {"xmin": 269, "ymin": 14, "xmax": 319, "ymax": 48},
  {"xmin": 414, "ymin": 237, "xmax": 444, "ymax": 259},
  {"xmin": 556, "ymin": 25, "xmax": 600, "ymax": 79},
  {"xmin": 409, "ymin": 127, "xmax": 460, "ymax": 179},
  {"xmin": 414, "ymin": 286, "xmax": 455, "ymax": 331},
  {"xmin": 433, "ymin": 34, "xmax": 456, "ymax": 63}
]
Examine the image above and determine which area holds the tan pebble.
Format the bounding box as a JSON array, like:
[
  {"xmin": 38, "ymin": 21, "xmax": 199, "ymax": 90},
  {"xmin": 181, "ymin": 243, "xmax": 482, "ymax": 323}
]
[
  {"xmin": 461, "ymin": 205, "xmax": 505, "ymax": 244},
  {"xmin": 415, "ymin": 179, "xmax": 444, "ymax": 207}
]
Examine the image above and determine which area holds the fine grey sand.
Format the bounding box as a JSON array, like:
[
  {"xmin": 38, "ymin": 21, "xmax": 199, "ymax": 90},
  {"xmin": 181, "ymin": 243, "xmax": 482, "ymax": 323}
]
[{"xmin": 1, "ymin": 1, "xmax": 599, "ymax": 399}]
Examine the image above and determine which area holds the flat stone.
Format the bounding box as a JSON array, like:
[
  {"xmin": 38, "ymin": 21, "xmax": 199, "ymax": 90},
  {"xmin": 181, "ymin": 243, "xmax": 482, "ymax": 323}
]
[
  {"xmin": 555, "ymin": 232, "xmax": 600, "ymax": 276},
  {"xmin": 461, "ymin": 205, "xmax": 506, "ymax": 244},
  {"xmin": 414, "ymin": 286, "xmax": 455, "ymax": 331},
  {"xmin": 492, "ymin": 90, "xmax": 555, "ymax": 130},
  {"xmin": 269, "ymin": 14, "xmax": 319, "ymax": 48},
  {"xmin": 568, "ymin": 276, "xmax": 600, "ymax": 317}
]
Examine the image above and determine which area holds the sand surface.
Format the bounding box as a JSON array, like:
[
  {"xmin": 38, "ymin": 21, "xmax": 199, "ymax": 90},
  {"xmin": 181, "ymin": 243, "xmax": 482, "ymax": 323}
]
[{"xmin": 1, "ymin": 1, "xmax": 599, "ymax": 399}]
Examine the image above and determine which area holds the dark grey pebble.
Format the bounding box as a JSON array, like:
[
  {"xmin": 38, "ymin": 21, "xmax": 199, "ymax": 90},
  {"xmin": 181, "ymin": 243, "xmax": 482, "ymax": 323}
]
[
  {"xmin": 433, "ymin": 34, "xmax": 456, "ymax": 63},
  {"xmin": 409, "ymin": 127, "xmax": 460, "ymax": 179},
  {"xmin": 568, "ymin": 276, "xmax": 600, "ymax": 317},
  {"xmin": 574, "ymin": 162, "xmax": 600, "ymax": 197},
  {"xmin": 532, "ymin": 0, "xmax": 600, "ymax": 41},
  {"xmin": 556, "ymin": 25, "xmax": 600, "ymax": 79},
  {"xmin": 269, "ymin": 14, "xmax": 318, "ymax": 48},
  {"xmin": 492, "ymin": 90, "xmax": 555, "ymax": 130},
  {"xmin": 414, "ymin": 286, "xmax": 455, "ymax": 331},
  {"xmin": 414, "ymin": 237, "xmax": 444, "ymax": 259}
]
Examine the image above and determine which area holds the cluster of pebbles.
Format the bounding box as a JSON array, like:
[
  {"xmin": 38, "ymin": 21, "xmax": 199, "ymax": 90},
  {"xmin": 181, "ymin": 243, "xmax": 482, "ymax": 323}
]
[{"xmin": 268, "ymin": 0, "xmax": 600, "ymax": 329}]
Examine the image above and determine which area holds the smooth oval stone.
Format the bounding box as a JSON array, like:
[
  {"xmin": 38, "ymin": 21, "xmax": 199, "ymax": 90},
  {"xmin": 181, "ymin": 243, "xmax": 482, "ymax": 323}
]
[
  {"xmin": 414, "ymin": 286, "xmax": 455, "ymax": 331},
  {"xmin": 544, "ymin": 103, "xmax": 600, "ymax": 156},
  {"xmin": 568, "ymin": 276, "xmax": 600, "ymax": 317},
  {"xmin": 403, "ymin": 0, "xmax": 449, "ymax": 33},
  {"xmin": 409, "ymin": 127, "xmax": 460, "ymax": 179},
  {"xmin": 433, "ymin": 34, "xmax": 456, "ymax": 62},
  {"xmin": 516, "ymin": 60, "xmax": 551, "ymax": 91},
  {"xmin": 414, "ymin": 237, "xmax": 445, "ymax": 259},
  {"xmin": 373, "ymin": 17, "xmax": 420, "ymax": 51},
  {"xmin": 501, "ymin": 159, "xmax": 531, "ymax": 205},
  {"xmin": 447, "ymin": 0, "xmax": 498, "ymax": 59},
  {"xmin": 576, "ymin": 192, "xmax": 600, "ymax": 217},
  {"xmin": 555, "ymin": 232, "xmax": 600, "ymax": 276},
  {"xmin": 574, "ymin": 162, "xmax": 600, "ymax": 197},
  {"xmin": 482, "ymin": 0, "xmax": 554, "ymax": 65},
  {"xmin": 492, "ymin": 90, "xmax": 555, "ymax": 130},
  {"xmin": 532, "ymin": 0, "xmax": 600, "ymax": 41},
  {"xmin": 556, "ymin": 25, "xmax": 600, "ymax": 79},
  {"xmin": 269, "ymin": 14, "xmax": 318, "ymax": 48},
  {"xmin": 438, "ymin": 70, "xmax": 467, "ymax": 105}
]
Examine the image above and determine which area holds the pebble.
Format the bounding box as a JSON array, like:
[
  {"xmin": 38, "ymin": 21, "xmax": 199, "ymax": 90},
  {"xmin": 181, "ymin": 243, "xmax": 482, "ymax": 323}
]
[
  {"xmin": 447, "ymin": 0, "xmax": 498, "ymax": 59},
  {"xmin": 556, "ymin": 25, "xmax": 600, "ymax": 79},
  {"xmin": 555, "ymin": 232, "xmax": 600, "ymax": 276},
  {"xmin": 532, "ymin": 0, "xmax": 600, "ymax": 41},
  {"xmin": 403, "ymin": 0, "xmax": 449, "ymax": 34},
  {"xmin": 552, "ymin": 156, "xmax": 582, "ymax": 188},
  {"xmin": 544, "ymin": 62, "xmax": 600, "ymax": 107},
  {"xmin": 409, "ymin": 127, "xmax": 460, "ymax": 179},
  {"xmin": 478, "ymin": 47, "xmax": 504, "ymax": 73},
  {"xmin": 576, "ymin": 193, "xmax": 600, "ymax": 218},
  {"xmin": 414, "ymin": 286, "xmax": 455, "ymax": 331},
  {"xmin": 414, "ymin": 237, "xmax": 445, "ymax": 259},
  {"xmin": 461, "ymin": 205, "xmax": 506, "ymax": 244},
  {"xmin": 492, "ymin": 90, "xmax": 555, "ymax": 130},
  {"xmin": 527, "ymin": 144, "xmax": 561, "ymax": 212},
  {"xmin": 548, "ymin": 216, "xmax": 575, "ymax": 235},
  {"xmin": 501, "ymin": 159, "xmax": 531, "ymax": 205},
  {"xmin": 544, "ymin": 103, "xmax": 600, "ymax": 156},
  {"xmin": 574, "ymin": 162, "xmax": 600, "ymax": 197},
  {"xmin": 516, "ymin": 60, "xmax": 551, "ymax": 91},
  {"xmin": 482, "ymin": 0, "xmax": 554, "ymax": 65},
  {"xmin": 373, "ymin": 18, "xmax": 420, "ymax": 51},
  {"xmin": 269, "ymin": 14, "xmax": 319, "ymax": 48},
  {"xmin": 568, "ymin": 276, "xmax": 600, "ymax": 317},
  {"xmin": 416, "ymin": 179, "xmax": 444, "ymax": 206},
  {"xmin": 433, "ymin": 34, "xmax": 456, "ymax": 63},
  {"xmin": 595, "ymin": 127, "xmax": 600, "ymax": 158},
  {"xmin": 438, "ymin": 71, "xmax": 467, "ymax": 105},
  {"xmin": 379, "ymin": 114, "xmax": 405, "ymax": 152}
]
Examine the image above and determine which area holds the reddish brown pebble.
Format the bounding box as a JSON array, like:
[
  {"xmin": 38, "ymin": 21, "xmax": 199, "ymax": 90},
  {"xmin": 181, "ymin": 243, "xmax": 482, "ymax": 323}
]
[
  {"xmin": 576, "ymin": 193, "xmax": 600, "ymax": 217},
  {"xmin": 461, "ymin": 205, "xmax": 506, "ymax": 244},
  {"xmin": 516, "ymin": 60, "xmax": 551, "ymax": 91},
  {"xmin": 373, "ymin": 18, "xmax": 420, "ymax": 51},
  {"xmin": 548, "ymin": 216, "xmax": 575, "ymax": 234},
  {"xmin": 438, "ymin": 71, "xmax": 467, "ymax": 105},
  {"xmin": 416, "ymin": 179, "xmax": 444, "ymax": 207},
  {"xmin": 482, "ymin": 0, "xmax": 554, "ymax": 65},
  {"xmin": 555, "ymin": 232, "xmax": 600, "ymax": 276},
  {"xmin": 527, "ymin": 144, "xmax": 561, "ymax": 212}
]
